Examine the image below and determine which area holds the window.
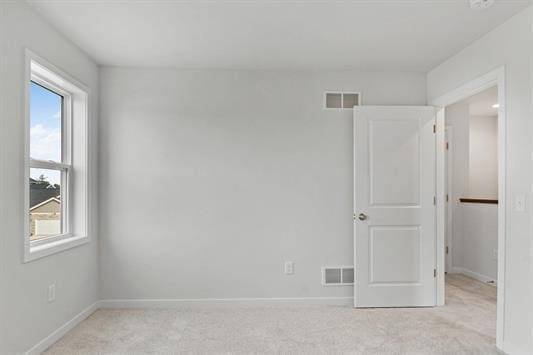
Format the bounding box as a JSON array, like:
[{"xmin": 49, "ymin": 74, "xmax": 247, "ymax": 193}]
[
  {"xmin": 29, "ymin": 81, "xmax": 69, "ymax": 242},
  {"xmin": 24, "ymin": 50, "xmax": 89, "ymax": 262}
]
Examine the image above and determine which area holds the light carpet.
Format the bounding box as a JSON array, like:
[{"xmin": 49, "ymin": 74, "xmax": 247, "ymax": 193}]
[{"xmin": 44, "ymin": 274, "xmax": 498, "ymax": 354}]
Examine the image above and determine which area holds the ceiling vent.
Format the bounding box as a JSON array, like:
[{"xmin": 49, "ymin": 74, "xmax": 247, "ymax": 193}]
[
  {"xmin": 324, "ymin": 92, "xmax": 360, "ymax": 110},
  {"xmin": 322, "ymin": 266, "xmax": 354, "ymax": 286},
  {"xmin": 469, "ymin": 0, "xmax": 495, "ymax": 11}
]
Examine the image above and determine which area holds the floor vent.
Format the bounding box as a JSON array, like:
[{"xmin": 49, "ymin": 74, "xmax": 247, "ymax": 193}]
[
  {"xmin": 324, "ymin": 92, "xmax": 360, "ymax": 109},
  {"xmin": 322, "ymin": 266, "xmax": 354, "ymax": 286}
]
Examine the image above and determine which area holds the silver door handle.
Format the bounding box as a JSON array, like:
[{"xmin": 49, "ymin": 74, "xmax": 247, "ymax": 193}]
[{"xmin": 358, "ymin": 213, "xmax": 368, "ymax": 221}]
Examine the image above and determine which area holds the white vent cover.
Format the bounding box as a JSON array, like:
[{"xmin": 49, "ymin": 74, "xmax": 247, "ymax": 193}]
[
  {"xmin": 322, "ymin": 266, "xmax": 354, "ymax": 286},
  {"xmin": 324, "ymin": 92, "xmax": 360, "ymax": 110}
]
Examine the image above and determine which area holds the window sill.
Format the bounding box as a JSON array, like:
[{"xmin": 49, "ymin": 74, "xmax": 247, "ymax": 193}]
[{"xmin": 24, "ymin": 234, "xmax": 90, "ymax": 263}]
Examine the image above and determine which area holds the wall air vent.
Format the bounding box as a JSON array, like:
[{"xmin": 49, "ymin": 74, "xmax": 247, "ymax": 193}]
[
  {"xmin": 322, "ymin": 266, "xmax": 354, "ymax": 286},
  {"xmin": 324, "ymin": 92, "xmax": 361, "ymax": 110}
]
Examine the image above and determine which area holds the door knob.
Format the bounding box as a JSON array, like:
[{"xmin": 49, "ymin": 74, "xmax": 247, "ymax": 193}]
[{"xmin": 358, "ymin": 213, "xmax": 368, "ymax": 221}]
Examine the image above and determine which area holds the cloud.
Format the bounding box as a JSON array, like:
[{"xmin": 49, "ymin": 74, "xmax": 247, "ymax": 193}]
[{"xmin": 30, "ymin": 124, "xmax": 61, "ymax": 162}]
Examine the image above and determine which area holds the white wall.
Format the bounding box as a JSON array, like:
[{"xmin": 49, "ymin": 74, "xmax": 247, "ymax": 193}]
[
  {"xmin": 461, "ymin": 203, "xmax": 498, "ymax": 281},
  {"xmin": 469, "ymin": 115, "xmax": 498, "ymax": 199},
  {"xmin": 0, "ymin": 2, "xmax": 99, "ymax": 353},
  {"xmin": 427, "ymin": 7, "xmax": 533, "ymax": 353},
  {"xmin": 99, "ymin": 68, "xmax": 426, "ymax": 301},
  {"xmin": 446, "ymin": 104, "xmax": 498, "ymax": 282}
]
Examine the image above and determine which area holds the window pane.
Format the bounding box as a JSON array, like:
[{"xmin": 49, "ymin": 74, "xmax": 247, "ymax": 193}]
[
  {"xmin": 30, "ymin": 81, "xmax": 62, "ymax": 162},
  {"xmin": 29, "ymin": 168, "xmax": 62, "ymax": 240}
]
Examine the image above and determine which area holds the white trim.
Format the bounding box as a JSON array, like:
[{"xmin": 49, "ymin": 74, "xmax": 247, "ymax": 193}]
[
  {"xmin": 31, "ymin": 232, "xmax": 72, "ymax": 248},
  {"xmin": 27, "ymin": 50, "xmax": 90, "ymax": 94},
  {"xmin": 25, "ymin": 301, "xmax": 99, "ymax": 355},
  {"xmin": 100, "ymin": 297, "xmax": 355, "ymax": 308},
  {"xmin": 26, "ymin": 235, "xmax": 90, "ymax": 262},
  {"xmin": 449, "ymin": 266, "xmax": 464, "ymax": 274},
  {"xmin": 449, "ymin": 267, "xmax": 497, "ymax": 285},
  {"xmin": 430, "ymin": 69, "xmax": 501, "ymax": 108},
  {"xmin": 429, "ymin": 66, "xmax": 506, "ymax": 350},
  {"xmin": 444, "ymin": 127, "xmax": 454, "ymax": 273},
  {"xmin": 435, "ymin": 107, "xmax": 445, "ymax": 306},
  {"xmin": 500, "ymin": 341, "xmax": 530, "ymax": 355},
  {"xmin": 29, "ymin": 159, "xmax": 71, "ymax": 171},
  {"xmin": 30, "ymin": 69, "xmax": 73, "ymax": 243},
  {"xmin": 24, "ymin": 49, "xmax": 90, "ymax": 263}
]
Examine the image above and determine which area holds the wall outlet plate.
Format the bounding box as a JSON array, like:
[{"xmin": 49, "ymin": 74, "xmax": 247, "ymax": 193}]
[
  {"xmin": 48, "ymin": 284, "xmax": 56, "ymax": 302},
  {"xmin": 284, "ymin": 261, "xmax": 294, "ymax": 275},
  {"xmin": 515, "ymin": 194, "xmax": 526, "ymax": 212}
]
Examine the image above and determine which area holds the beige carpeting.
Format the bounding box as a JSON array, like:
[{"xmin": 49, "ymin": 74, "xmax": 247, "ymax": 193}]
[{"xmin": 45, "ymin": 274, "xmax": 498, "ymax": 354}]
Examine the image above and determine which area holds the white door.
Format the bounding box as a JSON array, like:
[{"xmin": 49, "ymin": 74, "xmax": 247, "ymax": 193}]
[{"xmin": 354, "ymin": 106, "xmax": 436, "ymax": 308}]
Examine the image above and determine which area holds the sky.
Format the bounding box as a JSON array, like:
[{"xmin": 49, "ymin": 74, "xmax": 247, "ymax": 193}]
[{"xmin": 30, "ymin": 81, "xmax": 62, "ymax": 185}]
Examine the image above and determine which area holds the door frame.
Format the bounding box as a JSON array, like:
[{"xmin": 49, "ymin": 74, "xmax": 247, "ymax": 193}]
[
  {"xmin": 429, "ymin": 66, "xmax": 506, "ymax": 348},
  {"xmin": 444, "ymin": 127, "xmax": 453, "ymax": 273}
]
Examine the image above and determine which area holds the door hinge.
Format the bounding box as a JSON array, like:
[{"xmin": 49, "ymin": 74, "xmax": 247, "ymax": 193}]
[
  {"xmin": 433, "ymin": 196, "xmax": 436, "ymax": 205},
  {"xmin": 446, "ymin": 142, "xmax": 449, "ymax": 150},
  {"xmin": 446, "ymin": 246, "xmax": 449, "ymax": 254},
  {"xmin": 433, "ymin": 124, "xmax": 436, "ymax": 133},
  {"xmin": 446, "ymin": 194, "xmax": 449, "ymax": 202},
  {"xmin": 434, "ymin": 269, "xmax": 437, "ymax": 277}
]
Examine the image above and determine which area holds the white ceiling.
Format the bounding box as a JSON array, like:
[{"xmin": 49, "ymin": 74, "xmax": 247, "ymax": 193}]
[
  {"xmin": 462, "ymin": 86, "xmax": 498, "ymax": 116},
  {"xmin": 27, "ymin": 0, "xmax": 530, "ymax": 71}
]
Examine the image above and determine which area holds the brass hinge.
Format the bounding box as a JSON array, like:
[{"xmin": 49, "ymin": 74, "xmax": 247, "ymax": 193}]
[
  {"xmin": 433, "ymin": 124, "xmax": 436, "ymax": 133},
  {"xmin": 434, "ymin": 269, "xmax": 437, "ymax": 277}
]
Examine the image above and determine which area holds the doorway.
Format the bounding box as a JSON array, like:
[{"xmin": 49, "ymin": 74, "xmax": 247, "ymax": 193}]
[
  {"xmin": 444, "ymin": 86, "xmax": 499, "ymax": 282},
  {"xmin": 352, "ymin": 69, "xmax": 505, "ymax": 346},
  {"xmin": 432, "ymin": 67, "xmax": 505, "ymax": 348}
]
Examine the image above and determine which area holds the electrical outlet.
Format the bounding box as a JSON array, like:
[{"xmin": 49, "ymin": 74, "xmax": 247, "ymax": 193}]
[
  {"xmin": 284, "ymin": 261, "xmax": 294, "ymax": 275},
  {"xmin": 48, "ymin": 284, "xmax": 56, "ymax": 303},
  {"xmin": 515, "ymin": 194, "xmax": 526, "ymax": 212}
]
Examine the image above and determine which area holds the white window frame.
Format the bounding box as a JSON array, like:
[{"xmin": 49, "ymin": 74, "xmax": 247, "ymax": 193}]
[
  {"xmin": 29, "ymin": 77, "xmax": 72, "ymax": 246},
  {"xmin": 24, "ymin": 50, "xmax": 90, "ymax": 262}
]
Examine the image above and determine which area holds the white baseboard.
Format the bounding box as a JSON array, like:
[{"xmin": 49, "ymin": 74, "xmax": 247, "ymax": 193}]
[
  {"xmin": 500, "ymin": 340, "xmax": 530, "ymax": 355},
  {"xmin": 449, "ymin": 267, "xmax": 497, "ymax": 285},
  {"xmin": 449, "ymin": 266, "xmax": 464, "ymax": 274},
  {"xmin": 25, "ymin": 301, "xmax": 99, "ymax": 355},
  {"xmin": 99, "ymin": 296, "xmax": 354, "ymax": 308}
]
